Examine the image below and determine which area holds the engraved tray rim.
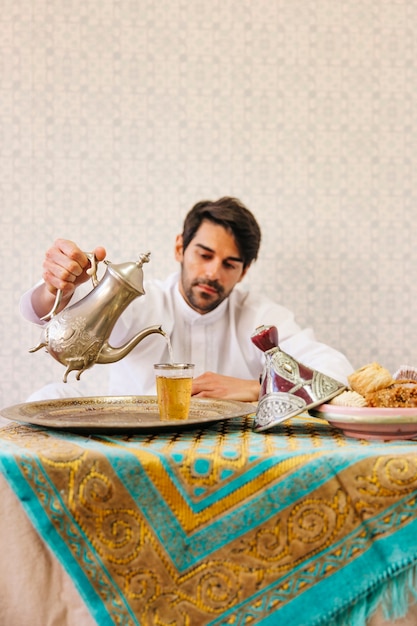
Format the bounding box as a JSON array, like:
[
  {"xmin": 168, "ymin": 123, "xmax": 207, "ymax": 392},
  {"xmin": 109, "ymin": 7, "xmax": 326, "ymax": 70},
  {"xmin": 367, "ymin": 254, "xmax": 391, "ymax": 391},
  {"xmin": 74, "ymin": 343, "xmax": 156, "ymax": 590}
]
[{"xmin": 1, "ymin": 396, "xmax": 256, "ymax": 432}]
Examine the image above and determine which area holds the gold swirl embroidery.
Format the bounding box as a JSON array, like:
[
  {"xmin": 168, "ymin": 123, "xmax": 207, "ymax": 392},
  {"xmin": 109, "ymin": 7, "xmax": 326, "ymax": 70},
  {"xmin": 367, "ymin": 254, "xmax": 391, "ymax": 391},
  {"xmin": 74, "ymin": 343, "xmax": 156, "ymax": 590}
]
[
  {"xmin": 120, "ymin": 568, "xmax": 160, "ymax": 602},
  {"xmin": 241, "ymin": 489, "xmax": 350, "ymax": 571},
  {"xmin": 196, "ymin": 563, "xmax": 241, "ymax": 610},
  {"xmin": 355, "ymin": 455, "xmax": 417, "ymax": 513},
  {"xmin": 289, "ymin": 490, "xmax": 349, "ymax": 543},
  {"xmin": 75, "ymin": 464, "xmax": 146, "ymax": 565}
]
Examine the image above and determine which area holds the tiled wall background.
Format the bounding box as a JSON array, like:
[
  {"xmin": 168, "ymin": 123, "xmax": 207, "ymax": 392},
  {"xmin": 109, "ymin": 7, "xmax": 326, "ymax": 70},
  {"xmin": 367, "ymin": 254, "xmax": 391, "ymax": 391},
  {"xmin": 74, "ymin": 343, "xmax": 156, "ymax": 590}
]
[{"xmin": 1, "ymin": 0, "xmax": 417, "ymax": 407}]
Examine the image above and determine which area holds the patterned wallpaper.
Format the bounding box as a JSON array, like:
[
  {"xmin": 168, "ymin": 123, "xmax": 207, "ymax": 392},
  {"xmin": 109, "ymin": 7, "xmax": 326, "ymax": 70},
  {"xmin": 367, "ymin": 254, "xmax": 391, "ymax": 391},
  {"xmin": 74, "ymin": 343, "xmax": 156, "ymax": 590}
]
[{"xmin": 1, "ymin": 0, "xmax": 417, "ymax": 407}]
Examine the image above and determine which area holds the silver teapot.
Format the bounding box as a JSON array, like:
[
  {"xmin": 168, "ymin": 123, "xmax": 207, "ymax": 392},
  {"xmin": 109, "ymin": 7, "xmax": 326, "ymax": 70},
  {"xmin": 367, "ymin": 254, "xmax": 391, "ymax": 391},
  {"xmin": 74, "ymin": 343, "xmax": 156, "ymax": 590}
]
[{"xmin": 30, "ymin": 251, "xmax": 166, "ymax": 382}]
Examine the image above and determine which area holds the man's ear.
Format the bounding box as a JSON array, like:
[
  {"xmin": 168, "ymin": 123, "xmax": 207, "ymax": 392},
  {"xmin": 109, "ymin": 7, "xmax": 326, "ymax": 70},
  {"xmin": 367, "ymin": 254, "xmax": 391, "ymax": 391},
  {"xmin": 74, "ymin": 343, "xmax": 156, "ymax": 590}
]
[{"xmin": 174, "ymin": 234, "xmax": 184, "ymax": 262}]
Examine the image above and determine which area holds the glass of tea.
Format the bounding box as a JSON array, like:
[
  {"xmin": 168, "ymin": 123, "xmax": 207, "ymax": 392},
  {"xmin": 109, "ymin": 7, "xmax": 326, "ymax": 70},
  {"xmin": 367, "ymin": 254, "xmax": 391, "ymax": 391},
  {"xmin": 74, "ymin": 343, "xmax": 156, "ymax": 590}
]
[{"xmin": 154, "ymin": 363, "xmax": 195, "ymax": 421}]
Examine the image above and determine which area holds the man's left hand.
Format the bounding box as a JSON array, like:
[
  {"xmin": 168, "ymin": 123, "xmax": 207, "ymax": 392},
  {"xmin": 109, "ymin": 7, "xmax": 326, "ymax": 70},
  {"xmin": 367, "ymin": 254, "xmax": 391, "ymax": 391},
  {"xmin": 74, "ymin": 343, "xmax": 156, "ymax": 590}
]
[{"xmin": 191, "ymin": 372, "xmax": 260, "ymax": 402}]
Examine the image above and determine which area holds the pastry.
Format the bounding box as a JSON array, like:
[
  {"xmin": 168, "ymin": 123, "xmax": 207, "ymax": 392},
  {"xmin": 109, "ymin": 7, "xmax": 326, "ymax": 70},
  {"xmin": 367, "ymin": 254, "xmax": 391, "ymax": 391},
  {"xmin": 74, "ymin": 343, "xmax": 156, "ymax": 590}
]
[
  {"xmin": 348, "ymin": 362, "xmax": 393, "ymax": 397},
  {"xmin": 329, "ymin": 390, "xmax": 367, "ymax": 407},
  {"xmin": 366, "ymin": 380, "xmax": 417, "ymax": 408}
]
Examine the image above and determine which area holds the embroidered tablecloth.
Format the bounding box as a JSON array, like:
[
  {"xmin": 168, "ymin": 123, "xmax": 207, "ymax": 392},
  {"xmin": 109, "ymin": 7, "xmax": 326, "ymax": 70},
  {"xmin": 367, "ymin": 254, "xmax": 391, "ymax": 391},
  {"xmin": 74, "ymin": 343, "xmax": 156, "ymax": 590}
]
[{"xmin": 1, "ymin": 414, "xmax": 417, "ymax": 625}]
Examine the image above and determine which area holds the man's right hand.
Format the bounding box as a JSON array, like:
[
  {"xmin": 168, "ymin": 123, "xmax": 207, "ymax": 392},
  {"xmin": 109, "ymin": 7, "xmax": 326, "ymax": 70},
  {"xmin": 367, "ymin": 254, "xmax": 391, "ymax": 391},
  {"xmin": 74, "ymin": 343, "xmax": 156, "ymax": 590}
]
[{"xmin": 32, "ymin": 239, "xmax": 107, "ymax": 319}]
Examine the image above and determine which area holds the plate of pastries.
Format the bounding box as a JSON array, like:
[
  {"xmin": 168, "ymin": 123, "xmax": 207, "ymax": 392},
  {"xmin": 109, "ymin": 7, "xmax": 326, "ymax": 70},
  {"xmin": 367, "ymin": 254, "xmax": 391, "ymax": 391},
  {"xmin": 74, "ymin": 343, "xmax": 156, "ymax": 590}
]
[{"xmin": 309, "ymin": 363, "xmax": 417, "ymax": 440}]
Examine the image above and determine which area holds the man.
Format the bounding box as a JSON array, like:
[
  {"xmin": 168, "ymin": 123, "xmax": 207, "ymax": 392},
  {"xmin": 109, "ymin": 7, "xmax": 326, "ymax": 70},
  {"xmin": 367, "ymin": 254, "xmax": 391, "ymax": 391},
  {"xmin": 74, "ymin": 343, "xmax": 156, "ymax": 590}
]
[{"xmin": 20, "ymin": 197, "xmax": 353, "ymax": 401}]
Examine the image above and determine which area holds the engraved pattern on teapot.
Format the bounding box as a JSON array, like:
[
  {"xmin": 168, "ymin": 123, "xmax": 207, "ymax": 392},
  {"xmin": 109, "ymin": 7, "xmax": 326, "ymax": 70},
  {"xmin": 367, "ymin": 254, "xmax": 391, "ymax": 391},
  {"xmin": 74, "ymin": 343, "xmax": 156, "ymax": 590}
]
[{"xmin": 251, "ymin": 324, "xmax": 345, "ymax": 431}]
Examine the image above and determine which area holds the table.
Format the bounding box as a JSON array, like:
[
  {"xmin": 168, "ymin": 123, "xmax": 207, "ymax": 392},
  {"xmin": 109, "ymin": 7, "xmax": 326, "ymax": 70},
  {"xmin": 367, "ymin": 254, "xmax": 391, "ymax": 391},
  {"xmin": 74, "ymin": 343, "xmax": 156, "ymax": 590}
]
[{"xmin": 1, "ymin": 411, "xmax": 417, "ymax": 625}]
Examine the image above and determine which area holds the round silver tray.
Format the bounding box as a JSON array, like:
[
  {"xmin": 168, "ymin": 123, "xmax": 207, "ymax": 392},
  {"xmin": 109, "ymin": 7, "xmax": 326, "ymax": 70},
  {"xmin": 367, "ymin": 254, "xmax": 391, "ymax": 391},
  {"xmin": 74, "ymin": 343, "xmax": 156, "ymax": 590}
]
[{"xmin": 1, "ymin": 396, "xmax": 256, "ymax": 432}]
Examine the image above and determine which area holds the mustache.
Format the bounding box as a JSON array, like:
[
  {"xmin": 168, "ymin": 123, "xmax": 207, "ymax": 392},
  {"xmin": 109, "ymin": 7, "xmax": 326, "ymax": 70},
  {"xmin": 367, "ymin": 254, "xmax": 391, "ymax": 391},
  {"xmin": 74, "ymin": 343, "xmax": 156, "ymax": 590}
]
[{"xmin": 192, "ymin": 278, "xmax": 224, "ymax": 295}]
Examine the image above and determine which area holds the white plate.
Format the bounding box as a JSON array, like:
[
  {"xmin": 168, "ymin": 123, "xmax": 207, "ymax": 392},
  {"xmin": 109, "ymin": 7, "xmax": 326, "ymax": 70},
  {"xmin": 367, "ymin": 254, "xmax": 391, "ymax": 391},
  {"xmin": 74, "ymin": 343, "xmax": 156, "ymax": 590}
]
[
  {"xmin": 0, "ymin": 396, "xmax": 255, "ymax": 432},
  {"xmin": 309, "ymin": 404, "xmax": 417, "ymax": 440}
]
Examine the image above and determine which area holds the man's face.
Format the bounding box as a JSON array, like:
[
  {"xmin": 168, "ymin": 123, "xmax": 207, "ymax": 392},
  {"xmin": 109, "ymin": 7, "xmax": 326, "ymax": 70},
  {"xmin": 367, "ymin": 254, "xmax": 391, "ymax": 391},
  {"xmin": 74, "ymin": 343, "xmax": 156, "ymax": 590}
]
[{"xmin": 175, "ymin": 220, "xmax": 249, "ymax": 314}]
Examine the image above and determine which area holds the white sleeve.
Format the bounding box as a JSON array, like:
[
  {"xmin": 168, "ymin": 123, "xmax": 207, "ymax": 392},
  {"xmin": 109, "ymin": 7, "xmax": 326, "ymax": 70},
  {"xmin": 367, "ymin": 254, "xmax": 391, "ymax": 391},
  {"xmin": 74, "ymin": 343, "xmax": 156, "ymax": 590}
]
[
  {"xmin": 240, "ymin": 292, "xmax": 353, "ymax": 386},
  {"xmin": 19, "ymin": 281, "xmax": 45, "ymax": 325},
  {"xmin": 19, "ymin": 281, "xmax": 87, "ymax": 326},
  {"xmin": 280, "ymin": 327, "xmax": 353, "ymax": 386}
]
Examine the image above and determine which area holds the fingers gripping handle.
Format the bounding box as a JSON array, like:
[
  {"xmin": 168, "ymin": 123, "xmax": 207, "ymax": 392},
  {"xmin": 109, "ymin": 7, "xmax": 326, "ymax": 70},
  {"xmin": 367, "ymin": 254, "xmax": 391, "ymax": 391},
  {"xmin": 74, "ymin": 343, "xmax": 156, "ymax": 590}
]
[{"xmin": 40, "ymin": 252, "xmax": 99, "ymax": 321}]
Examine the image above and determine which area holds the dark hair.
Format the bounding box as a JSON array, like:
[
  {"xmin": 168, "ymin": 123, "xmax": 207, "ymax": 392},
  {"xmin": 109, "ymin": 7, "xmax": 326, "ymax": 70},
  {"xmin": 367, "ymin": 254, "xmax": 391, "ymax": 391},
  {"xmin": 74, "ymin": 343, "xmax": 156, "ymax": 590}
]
[{"xmin": 181, "ymin": 197, "xmax": 261, "ymax": 269}]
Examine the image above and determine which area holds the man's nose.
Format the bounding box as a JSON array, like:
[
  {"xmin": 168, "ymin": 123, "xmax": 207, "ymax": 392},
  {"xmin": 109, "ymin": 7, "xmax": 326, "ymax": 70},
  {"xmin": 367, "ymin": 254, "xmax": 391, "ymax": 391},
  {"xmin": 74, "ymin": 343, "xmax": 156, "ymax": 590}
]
[{"xmin": 205, "ymin": 258, "xmax": 222, "ymax": 278}]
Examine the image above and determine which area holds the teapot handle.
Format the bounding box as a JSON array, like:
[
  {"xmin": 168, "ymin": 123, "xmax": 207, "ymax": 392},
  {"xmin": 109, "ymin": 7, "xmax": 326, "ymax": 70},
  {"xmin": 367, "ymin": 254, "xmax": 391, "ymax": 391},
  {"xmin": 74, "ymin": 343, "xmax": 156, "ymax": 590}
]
[{"xmin": 40, "ymin": 252, "xmax": 100, "ymax": 321}]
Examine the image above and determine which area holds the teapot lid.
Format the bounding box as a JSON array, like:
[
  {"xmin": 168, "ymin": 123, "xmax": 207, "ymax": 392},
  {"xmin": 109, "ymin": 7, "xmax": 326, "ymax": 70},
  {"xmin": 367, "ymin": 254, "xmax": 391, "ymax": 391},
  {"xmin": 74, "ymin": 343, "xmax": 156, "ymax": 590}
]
[
  {"xmin": 107, "ymin": 251, "xmax": 150, "ymax": 294},
  {"xmin": 251, "ymin": 325, "xmax": 279, "ymax": 352}
]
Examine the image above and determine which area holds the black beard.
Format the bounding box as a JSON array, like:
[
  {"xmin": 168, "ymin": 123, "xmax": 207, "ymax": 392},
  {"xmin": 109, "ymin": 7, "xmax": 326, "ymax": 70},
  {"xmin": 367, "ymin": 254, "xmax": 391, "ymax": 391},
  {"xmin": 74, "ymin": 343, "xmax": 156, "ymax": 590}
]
[{"xmin": 184, "ymin": 279, "xmax": 226, "ymax": 313}]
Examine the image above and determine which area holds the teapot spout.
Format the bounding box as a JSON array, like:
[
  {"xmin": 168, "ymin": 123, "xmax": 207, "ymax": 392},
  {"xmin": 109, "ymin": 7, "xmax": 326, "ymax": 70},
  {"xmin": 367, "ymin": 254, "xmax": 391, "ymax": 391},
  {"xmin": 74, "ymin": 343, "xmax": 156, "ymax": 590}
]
[{"xmin": 96, "ymin": 325, "xmax": 167, "ymax": 364}]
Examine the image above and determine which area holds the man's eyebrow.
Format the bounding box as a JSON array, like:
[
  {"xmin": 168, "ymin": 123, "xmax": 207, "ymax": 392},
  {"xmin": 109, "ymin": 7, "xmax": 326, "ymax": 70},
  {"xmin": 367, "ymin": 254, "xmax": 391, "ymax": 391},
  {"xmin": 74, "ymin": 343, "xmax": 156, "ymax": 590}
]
[{"xmin": 195, "ymin": 243, "xmax": 243, "ymax": 264}]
